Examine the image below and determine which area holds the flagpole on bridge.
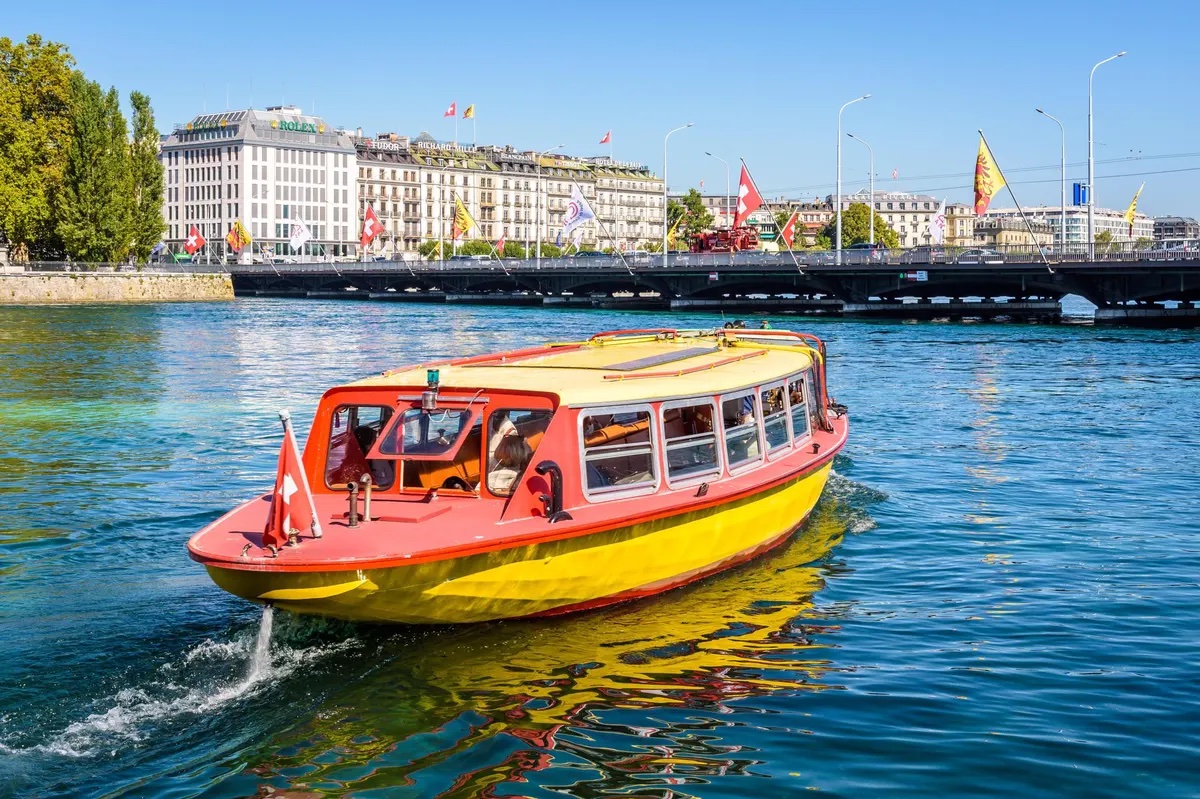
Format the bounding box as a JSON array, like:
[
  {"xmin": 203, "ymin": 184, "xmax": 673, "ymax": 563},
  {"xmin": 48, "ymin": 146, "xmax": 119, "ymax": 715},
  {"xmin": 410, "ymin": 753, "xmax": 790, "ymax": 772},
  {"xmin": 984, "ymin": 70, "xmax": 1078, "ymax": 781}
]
[{"xmin": 978, "ymin": 130, "xmax": 1053, "ymax": 274}]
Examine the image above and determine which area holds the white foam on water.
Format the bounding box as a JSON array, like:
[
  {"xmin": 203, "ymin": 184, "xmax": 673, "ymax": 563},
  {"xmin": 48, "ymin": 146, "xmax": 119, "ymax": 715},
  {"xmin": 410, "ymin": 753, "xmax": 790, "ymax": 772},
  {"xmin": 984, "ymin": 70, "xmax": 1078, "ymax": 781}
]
[{"xmin": 0, "ymin": 608, "xmax": 359, "ymax": 759}]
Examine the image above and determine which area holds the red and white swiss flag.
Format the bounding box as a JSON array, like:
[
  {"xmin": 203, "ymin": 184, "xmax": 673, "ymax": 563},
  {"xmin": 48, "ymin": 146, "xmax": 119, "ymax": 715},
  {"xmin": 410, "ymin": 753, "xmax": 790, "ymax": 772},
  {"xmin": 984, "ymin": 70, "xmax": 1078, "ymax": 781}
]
[
  {"xmin": 599, "ymin": 130, "xmax": 611, "ymax": 145},
  {"xmin": 263, "ymin": 417, "xmax": 321, "ymax": 550},
  {"xmin": 780, "ymin": 211, "xmax": 798, "ymax": 249},
  {"xmin": 733, "ymin": 163, "xmax": 763, "ymax": 228},
  {"xmin": 496, "ymin": 234, "xmax": 505, "ymax": 255},
  {"xmin": 360, "ymin": 205, "xmax": 382, "ymax": 247},
  {"xmin": 183, "ymin": 225, "xmax": 206, "ymax": 255},
  {"xmin": 444, "ymin": 101, "xmax": 456, "ymax": 118}
]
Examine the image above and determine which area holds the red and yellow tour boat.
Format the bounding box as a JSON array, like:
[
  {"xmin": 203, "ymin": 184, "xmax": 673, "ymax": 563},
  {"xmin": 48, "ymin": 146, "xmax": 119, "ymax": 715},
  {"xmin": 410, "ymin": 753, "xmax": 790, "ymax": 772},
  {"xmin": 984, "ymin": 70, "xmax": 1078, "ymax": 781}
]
[{"xmin": 187, "ymin": 328, "xmax": 848, "ymax": 624}]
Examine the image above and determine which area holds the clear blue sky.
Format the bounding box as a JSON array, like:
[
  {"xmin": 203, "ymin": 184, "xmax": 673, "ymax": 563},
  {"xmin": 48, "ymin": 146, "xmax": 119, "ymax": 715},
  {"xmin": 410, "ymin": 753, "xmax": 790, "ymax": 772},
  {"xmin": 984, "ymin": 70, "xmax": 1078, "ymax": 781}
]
[{"xmin": 8, "ymin": 0, "xmax": 1198, "ymax": 216}]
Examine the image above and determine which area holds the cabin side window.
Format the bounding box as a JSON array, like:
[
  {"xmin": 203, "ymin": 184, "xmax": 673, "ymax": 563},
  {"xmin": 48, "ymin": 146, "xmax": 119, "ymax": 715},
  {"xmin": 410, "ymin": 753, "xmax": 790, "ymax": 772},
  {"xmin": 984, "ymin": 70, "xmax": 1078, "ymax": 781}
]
[
  {"xmin": 486, "ymin": 409, "xmax": 553, "ymax": 496},
  {"xmin": 325, "ymin": 404, "xmax": 396, "ymax": 489},
  {"xmin": 661, "ymin": 400, "xmax": 720, "ymax": 485},
  {"xmin": 760, "ymin": 384, "xmax": 789, "ymax": 452},
  {"xmin": 581, "ymin": 407, "xmax": 657, "ymax": 497},
  {"xmin": 788, "ymin": 375, "xmax": 810, "ymax": 442},
  {"xmin": 721, "ymin": 392, "xmax": 762, "ymax": 470}
]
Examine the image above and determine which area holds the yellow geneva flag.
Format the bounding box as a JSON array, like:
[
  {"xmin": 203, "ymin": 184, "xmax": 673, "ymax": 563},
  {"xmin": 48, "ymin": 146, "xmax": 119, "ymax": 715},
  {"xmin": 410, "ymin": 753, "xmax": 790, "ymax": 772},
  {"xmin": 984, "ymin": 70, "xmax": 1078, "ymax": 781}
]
[
  {"xmin": 452, "ymin": 196, "xmax": 476, "ymax": 240},
  {"xmin": 1124, "ymin": 183, "xmax": 1144, "ymax": 235},
  {"xmin": 462, "ymin": 104, "xmax": 475, "ymax": 119},
  {"xmin": 225, "ymin": 219, "xmax": 253, "ymax": 251},
  {"xmin": 973, "ymin": 136, "xmax": 1006, "ymax": 216}
]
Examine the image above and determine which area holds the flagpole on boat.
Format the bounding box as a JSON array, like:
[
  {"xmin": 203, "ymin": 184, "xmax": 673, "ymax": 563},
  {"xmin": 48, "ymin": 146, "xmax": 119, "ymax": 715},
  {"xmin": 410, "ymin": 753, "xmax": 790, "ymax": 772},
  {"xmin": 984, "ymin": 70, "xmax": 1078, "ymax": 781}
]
[
  {"xmin": 978, "ymin": 130, "xmax": 1053, "ymax": 273},
  {"xmin": 278, "ymin": 409, "xmax": 322, "ymax": 539}
]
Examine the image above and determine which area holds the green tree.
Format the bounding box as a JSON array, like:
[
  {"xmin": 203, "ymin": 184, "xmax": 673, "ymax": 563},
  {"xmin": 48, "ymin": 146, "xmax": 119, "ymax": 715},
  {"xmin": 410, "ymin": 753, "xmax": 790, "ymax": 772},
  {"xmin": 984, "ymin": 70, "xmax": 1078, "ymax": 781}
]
[
  {"xmin": 56, "ymin": 75, "xmax": 134, "ymax": 262},
  {"xmin": 0, "ymin": 35, "xmax": 75, "ymax": 259},
  {"xmin": 1095, "ymin": 230, "xmax": 1114, "ymax": 246},
  {"xmin": 500, "ymin": 241, "xmax": 527, "ymax": 259},
  {"xmin": 538, "ymin": 242, "xmax": 563, "ymax": 258},
  {"xmin": 675, "ymin": 188, "xmax": 714, "ymax": 243},
  {"xmin": 458, "ymin": 239, "xmax": 492, "ymax": 256},
  {"xmin": 815, "ymin": 203, "xmax": 899, "ymax": 249},
  {"xmin": 1135, "ymin": 236, "xmax": 1153, "ymax": 250},
  {"xmin": 128, "ymin": 91, "xmax": 165, "ymax": 261},
  {"xmin": 418, "ymin": 240, "xmax": 443, "ymax": 259}
]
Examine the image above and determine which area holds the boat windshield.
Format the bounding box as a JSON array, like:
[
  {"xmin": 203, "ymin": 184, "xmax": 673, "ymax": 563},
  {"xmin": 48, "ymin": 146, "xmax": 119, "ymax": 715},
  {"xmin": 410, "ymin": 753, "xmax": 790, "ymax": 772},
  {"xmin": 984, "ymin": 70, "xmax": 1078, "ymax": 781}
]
[{"xmin": 372, "ymin": 407, "xmax": 479, "ymax": 461}]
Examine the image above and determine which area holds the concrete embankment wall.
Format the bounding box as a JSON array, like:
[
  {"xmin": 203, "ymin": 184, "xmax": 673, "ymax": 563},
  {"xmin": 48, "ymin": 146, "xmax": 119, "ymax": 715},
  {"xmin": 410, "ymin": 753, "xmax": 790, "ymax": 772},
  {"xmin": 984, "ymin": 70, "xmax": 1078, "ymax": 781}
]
[{"xmin": 0, "ymin": 271, "xmax": 234, "ymax": 304}]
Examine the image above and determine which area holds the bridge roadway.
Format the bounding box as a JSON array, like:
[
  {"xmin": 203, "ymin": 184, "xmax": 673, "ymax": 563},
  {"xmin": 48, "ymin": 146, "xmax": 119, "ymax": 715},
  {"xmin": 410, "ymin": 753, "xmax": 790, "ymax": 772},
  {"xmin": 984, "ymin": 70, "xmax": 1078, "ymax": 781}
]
[{"xmin": 230, "ymin": 250, "xmax": 1200, "ymax": 325}]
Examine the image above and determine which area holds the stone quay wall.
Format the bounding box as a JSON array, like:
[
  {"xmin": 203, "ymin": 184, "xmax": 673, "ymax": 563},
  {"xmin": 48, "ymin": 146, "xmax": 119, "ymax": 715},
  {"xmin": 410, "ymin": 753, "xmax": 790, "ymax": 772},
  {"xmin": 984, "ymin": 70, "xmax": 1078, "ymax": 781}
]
[{"xmin": 0, "ymin": 270, "xmax": 234, "ymax": 304}]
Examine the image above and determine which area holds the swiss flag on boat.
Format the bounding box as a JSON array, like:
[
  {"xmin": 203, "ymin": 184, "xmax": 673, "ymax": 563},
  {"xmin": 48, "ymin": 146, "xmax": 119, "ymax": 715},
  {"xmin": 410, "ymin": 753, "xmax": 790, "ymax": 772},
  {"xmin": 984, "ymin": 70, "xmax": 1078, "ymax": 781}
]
[
  {"xmin": 733, "ymin": 162, "xmax": 763, "ymax": 228},
  {"xmin": 263, "ymin": 413, "xmax": 322, "ymax": 550}
]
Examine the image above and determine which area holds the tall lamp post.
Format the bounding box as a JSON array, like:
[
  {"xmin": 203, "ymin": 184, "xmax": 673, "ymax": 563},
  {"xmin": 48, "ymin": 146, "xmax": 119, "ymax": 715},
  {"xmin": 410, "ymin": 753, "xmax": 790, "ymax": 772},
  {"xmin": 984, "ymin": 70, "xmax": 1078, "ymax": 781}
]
[
  {"xmin": 836, "ymin": 95, "xmax": 870, "ymax": 264},
  {"xmin": 846, "ymin": 133, "xmax": 874, "ymax": 246},
  {"xmin": 704, "ymin": 151, "xmax": 731, "ymax": 264},
  {"xmin": 1036, "ymin": 108, "xmax": 1066, "ymax": 253},
  {"xmin": 535, "ymin": 143, "xmax": 565, "ymax": 269},
  {"xmin": 1088, "ymin": 51, "xmax": 1125, "ymax": 260},
  {"xmin": 663, "ymin": 122, "xmax": 693, "ymax": 267}
]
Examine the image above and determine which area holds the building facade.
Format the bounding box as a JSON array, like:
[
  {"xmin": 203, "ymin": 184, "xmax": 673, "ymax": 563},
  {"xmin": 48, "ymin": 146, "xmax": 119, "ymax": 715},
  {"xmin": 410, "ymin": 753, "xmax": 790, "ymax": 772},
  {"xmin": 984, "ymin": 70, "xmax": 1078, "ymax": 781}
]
[
  {"xmin": 1153, "ymin": 216, "xmax": 1200, "ymax": 242},
  {"xmin": 828, "ymin": 190, "xmax": 945, "ymax": 247},
  {"xmin": 945, "ymin": 203, "xmax": 975, "ymax": 246},
  {"xmin": 354, "ymin": 134, "xmax": 664, "ymax": 256},
  {"xmin": 984, "ymin": 206, "xmax": 1153, "ymax": 244},
  {"xmin": 159, "ymin": 106, "xmax": 357, "ymax": 261},
  {"xmin": 973, "ymin": 217, "xmax": 1054, "ymax": 248}
]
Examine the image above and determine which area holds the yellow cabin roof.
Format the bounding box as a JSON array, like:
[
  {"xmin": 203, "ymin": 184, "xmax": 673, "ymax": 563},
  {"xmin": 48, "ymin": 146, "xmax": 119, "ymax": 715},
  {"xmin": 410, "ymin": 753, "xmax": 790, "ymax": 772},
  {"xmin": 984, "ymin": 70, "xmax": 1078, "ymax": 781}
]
[{"xmin": 352, "ymin": 330, "xmax": 819, "ymax": 406}]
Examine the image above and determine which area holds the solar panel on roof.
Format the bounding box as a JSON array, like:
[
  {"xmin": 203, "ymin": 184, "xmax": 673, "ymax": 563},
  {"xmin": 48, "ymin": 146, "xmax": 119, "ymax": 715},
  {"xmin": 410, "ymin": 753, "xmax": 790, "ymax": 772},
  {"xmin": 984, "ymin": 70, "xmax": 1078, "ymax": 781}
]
[{"xmin": 603, "ymin": 346, "xmax": 720, "ymax": 372}]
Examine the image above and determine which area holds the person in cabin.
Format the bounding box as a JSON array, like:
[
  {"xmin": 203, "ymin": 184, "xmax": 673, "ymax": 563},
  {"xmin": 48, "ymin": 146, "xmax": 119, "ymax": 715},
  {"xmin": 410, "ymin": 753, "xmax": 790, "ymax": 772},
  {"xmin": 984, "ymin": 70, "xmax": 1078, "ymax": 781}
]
[{"xmin": 488, "ymin": 435, "xmax": 532, "ymax": 494}]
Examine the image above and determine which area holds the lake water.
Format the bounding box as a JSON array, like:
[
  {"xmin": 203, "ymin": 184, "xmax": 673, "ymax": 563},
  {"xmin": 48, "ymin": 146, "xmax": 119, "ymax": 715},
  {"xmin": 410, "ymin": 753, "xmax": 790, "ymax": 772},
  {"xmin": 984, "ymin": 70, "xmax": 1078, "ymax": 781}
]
[{"xmin": 1, "ymin": 300, "xmax": 1197, "ymax": 798}]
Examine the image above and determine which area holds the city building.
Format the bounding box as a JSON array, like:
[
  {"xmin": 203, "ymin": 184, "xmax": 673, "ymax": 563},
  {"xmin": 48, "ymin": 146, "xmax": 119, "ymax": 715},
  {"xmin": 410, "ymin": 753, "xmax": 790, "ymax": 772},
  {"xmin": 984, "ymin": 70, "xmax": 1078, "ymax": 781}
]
[
  {"xmin": 830, "ymin": 190, "xmax": 944, "ymax": 247},
  {"xmin": 158, "ymin": 106, "xmax": 357, "ymax": 260},
  {"xmin": 984, "ymin": 206, "xmax": 1153, "ymax": 244},
  {"xmin": 355, "ymin": 134, "xmax": 663, "ymax": 256},
  {"xmin": 945, "ymin": 203, "xmax": 975, "ymax": 246},
  {"xmin": 1153, "ymin": 216, "xmax": 1200, "ymax": 242},
  {"xmin": 973, "ymin": 217, "xmax": 1054, "ymax": 248}
]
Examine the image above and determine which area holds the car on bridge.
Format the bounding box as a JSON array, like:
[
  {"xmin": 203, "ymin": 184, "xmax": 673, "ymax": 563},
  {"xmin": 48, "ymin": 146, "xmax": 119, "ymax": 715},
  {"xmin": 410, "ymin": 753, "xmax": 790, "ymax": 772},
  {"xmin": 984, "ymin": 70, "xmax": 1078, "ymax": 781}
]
[
  {"xmin": 571, "ymin": 250, "xmax": 607, "ymax": 257},
  {"xmin": 956, "ymin": 248, "xmax": 1004, "ymax": 264},
  {"xmin": 845, "ymin": 242, "xmax": 889, "ymax": 264},
  {"xmin": 900, "ymin": 246, "xmax": 950, "ymax": 264}
]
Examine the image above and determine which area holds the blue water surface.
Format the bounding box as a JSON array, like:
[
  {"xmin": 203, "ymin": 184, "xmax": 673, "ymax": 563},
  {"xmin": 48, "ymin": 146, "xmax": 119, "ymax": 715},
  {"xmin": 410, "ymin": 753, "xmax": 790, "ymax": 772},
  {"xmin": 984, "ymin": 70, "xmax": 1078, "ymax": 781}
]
[{"xmin": 0, "ymin": 299, "xmax": 1197, "ymax": 798}]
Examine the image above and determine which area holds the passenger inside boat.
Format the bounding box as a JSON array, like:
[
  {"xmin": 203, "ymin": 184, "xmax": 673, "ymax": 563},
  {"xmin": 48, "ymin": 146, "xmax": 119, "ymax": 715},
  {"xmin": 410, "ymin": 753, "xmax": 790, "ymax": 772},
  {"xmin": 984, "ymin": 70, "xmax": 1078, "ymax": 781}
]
[
  {"xmin": 486, "ymin": 409, "xmax": 552, "ymax": 496},
  {"xmin": 488, "ymin": 435, "xmax": 532, "ymax": 494}
]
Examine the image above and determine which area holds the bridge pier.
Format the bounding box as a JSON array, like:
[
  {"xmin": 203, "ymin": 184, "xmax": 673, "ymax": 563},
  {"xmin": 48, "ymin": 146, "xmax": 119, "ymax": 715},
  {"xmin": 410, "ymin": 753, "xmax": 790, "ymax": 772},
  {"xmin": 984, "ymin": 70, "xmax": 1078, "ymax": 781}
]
[
  {"xmin": 544, "ymin": 294, "xmax": 668, "ymax": 310},
  {"xmin": 841, "ymin": 299, "xmax": 1062, "ymax": 321},
  {"xmin": 1094, "ymin": 303, "xmax": 1200, "ymax": 326},
  {"xmin": 445, "ymin": 292, "xmax": 543, "ymax": 306}
]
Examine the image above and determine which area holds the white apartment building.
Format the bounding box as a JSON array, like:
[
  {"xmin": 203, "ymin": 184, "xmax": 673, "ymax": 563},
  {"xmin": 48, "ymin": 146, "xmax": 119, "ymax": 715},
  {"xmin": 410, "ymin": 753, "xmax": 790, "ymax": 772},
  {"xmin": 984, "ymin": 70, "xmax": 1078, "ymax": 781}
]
[
  {"xmin": 353, "ymin": 133, "xmax": 664, "ymax": 256},
  {"xmin": 159, "ymin": 106, "xmax": 357, "ymax": 260},
  {"xmin": 984, "ymin": 206, "xmax": 1153, "ymax": 244},
  {"xmin": 831, "ymin": 190, "xmax": 945, "ymax": 247}
]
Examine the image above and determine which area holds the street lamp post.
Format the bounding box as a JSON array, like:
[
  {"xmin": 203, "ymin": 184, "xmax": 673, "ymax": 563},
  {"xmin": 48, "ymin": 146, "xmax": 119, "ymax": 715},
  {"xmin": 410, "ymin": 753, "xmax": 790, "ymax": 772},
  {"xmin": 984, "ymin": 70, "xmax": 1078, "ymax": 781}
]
[
  {"xmin": 1088, "ymin": 51, "xmax": 1126, "ymax": 260},
  {"xmin": 704, "ymin": 151, "xmax": 731, "ymax": 264},
  {"xmin": 1036, "ymin": 108, "xmax": 1066, "ymax": 253},
  {"xmin": 663, "ymin": 123, "xmax": 693, "ymax": 267},
  {"xmin": 535, "ymin": 144, "xmax": 565, "ymax": 269},
  {"xmin": 846, "ymin": 133, "xmax": 874, "ymax": 246},
  {"xmin": 836, "ymin": 95, "xmax": 870, "ymax": 265}
]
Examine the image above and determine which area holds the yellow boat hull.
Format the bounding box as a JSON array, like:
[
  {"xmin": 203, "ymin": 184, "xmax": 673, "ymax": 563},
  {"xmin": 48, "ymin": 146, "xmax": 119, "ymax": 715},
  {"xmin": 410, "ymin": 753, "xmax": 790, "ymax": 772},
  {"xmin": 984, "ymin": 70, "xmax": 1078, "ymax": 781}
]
[{"xmin": 206, "ymin": 462, "xmax": 833, "ymax": 624}]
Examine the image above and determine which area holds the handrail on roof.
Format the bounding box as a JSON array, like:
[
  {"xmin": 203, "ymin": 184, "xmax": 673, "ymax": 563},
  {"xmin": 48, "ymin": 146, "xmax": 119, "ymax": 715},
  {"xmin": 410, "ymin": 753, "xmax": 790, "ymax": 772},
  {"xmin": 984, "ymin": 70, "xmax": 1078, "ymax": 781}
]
[
  {"xmin": 602, "ymin": 349, "xmax": 766, "ymax": 380},
  {"xmin": 589, "ymin": 328, "xmax": 679, "ymax": 342}
]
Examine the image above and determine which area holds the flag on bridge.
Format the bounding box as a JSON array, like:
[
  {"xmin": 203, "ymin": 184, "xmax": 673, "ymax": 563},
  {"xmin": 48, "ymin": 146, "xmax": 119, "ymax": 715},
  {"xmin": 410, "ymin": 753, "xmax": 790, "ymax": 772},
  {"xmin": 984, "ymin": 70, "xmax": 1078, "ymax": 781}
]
[
  {"xmin": 930, "ymin": 199, "xmax": 946, "ymax": 244},
  {"xmin": 452, "ymin": 196, "xmax": 476, "ymax": 241},
  {"xmin": 496, "ymin": 234, "xmax": 505, "ymax": 258},
  {"xmin": 563, "ymin": 184, "xmax": 596, "ymax": 238},
  {"xmin": 973, "ymin": 135, "xmax": 1006, "ymax": 216},
  {"xmin": 289, "ymin": 219, "xmax": 312, "ymax": 251},
  {"xmin": 225, "ymin": 219, "xmax": 252, "ymax": 252},
  {"xmin": 184, "ymin": 226, "xmax": 206, "ymax": 255},
  {"xmin": 779, "ymin": 211, "xmax": 798, "ymax": 249},
  {"xmin": 734, "ymin": 162, "xmax": 763, "ymax": 228},
  {"xmin": 1124, "ymin": 183, "xmax": 1144, "ymax": 236},
  {"xmin": 360, "ymin": 205, "xmax": 383, "ymax": 247}
]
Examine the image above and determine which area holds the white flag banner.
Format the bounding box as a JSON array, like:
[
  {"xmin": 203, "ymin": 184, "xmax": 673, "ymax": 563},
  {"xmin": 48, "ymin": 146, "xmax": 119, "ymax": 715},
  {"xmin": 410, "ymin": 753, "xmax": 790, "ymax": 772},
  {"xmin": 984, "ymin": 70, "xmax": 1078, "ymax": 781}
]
[
  {"xmin": 930, "ymin": 199, "xmax": 946, "ymax": 245},
  {"xmin": 571, "ymin": 227, "xmax": 583, "ymax": 250},
  {"xmin": 562, "ymin": 184, "xmax": 596, "ymax": 237},
  {"xmin": 289, "ymin": 220, "xmax": 312, "ymax": 251}
]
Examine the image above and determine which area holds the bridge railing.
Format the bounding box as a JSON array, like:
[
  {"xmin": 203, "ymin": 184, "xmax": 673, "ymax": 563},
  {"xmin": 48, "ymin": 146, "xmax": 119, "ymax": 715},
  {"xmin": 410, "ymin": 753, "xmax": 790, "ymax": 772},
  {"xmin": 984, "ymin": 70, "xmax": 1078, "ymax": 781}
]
[{"xmin": 8, "ymin": 261, "xmax": 229, "ymax": 274}]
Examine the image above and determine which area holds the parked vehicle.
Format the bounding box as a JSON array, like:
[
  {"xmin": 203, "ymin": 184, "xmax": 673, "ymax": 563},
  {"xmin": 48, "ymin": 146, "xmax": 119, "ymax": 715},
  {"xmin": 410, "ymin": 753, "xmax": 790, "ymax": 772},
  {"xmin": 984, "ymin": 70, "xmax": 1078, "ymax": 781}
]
[
  {"xmin": 955, "ymin": 248, "xmax": 1004, "ymax": 264},
  {"xmin": 845, "ymin": 242, "xmax": 888, "ymax": 264},
  {"xmin": 449, "ymin": 254, "xmax": 490, "ymax": 262},
  {"xmin": 900, "ymin": 246, "xmax": 949, "ymax": 264},
  {"xmin": 572, "ymin": 251, "xmax": 607, "ymax": 257},
  {"xmin": 691, "ymin": 227, "xmax": 760, "ymax": 253}
]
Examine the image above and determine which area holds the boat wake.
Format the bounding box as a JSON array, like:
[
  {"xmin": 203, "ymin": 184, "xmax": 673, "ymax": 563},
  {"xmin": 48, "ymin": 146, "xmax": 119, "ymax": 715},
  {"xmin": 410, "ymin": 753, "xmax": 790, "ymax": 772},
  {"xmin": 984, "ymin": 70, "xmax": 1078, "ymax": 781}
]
[
  {"xmin": 823, "ymin": 468, "xmax": 888, "ymax": 534},
  {"xmin": 0, "ymin": 609, "xmax": 359, "ymax": 760}
]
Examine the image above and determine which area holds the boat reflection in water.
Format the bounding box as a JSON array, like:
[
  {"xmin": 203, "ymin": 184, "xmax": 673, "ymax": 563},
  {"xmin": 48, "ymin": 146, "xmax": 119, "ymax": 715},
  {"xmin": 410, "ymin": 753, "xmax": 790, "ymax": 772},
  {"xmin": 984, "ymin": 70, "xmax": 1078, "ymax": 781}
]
[{"xmin": 241, "ymin": 480, "xmax": 867, "ymax": 797}]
